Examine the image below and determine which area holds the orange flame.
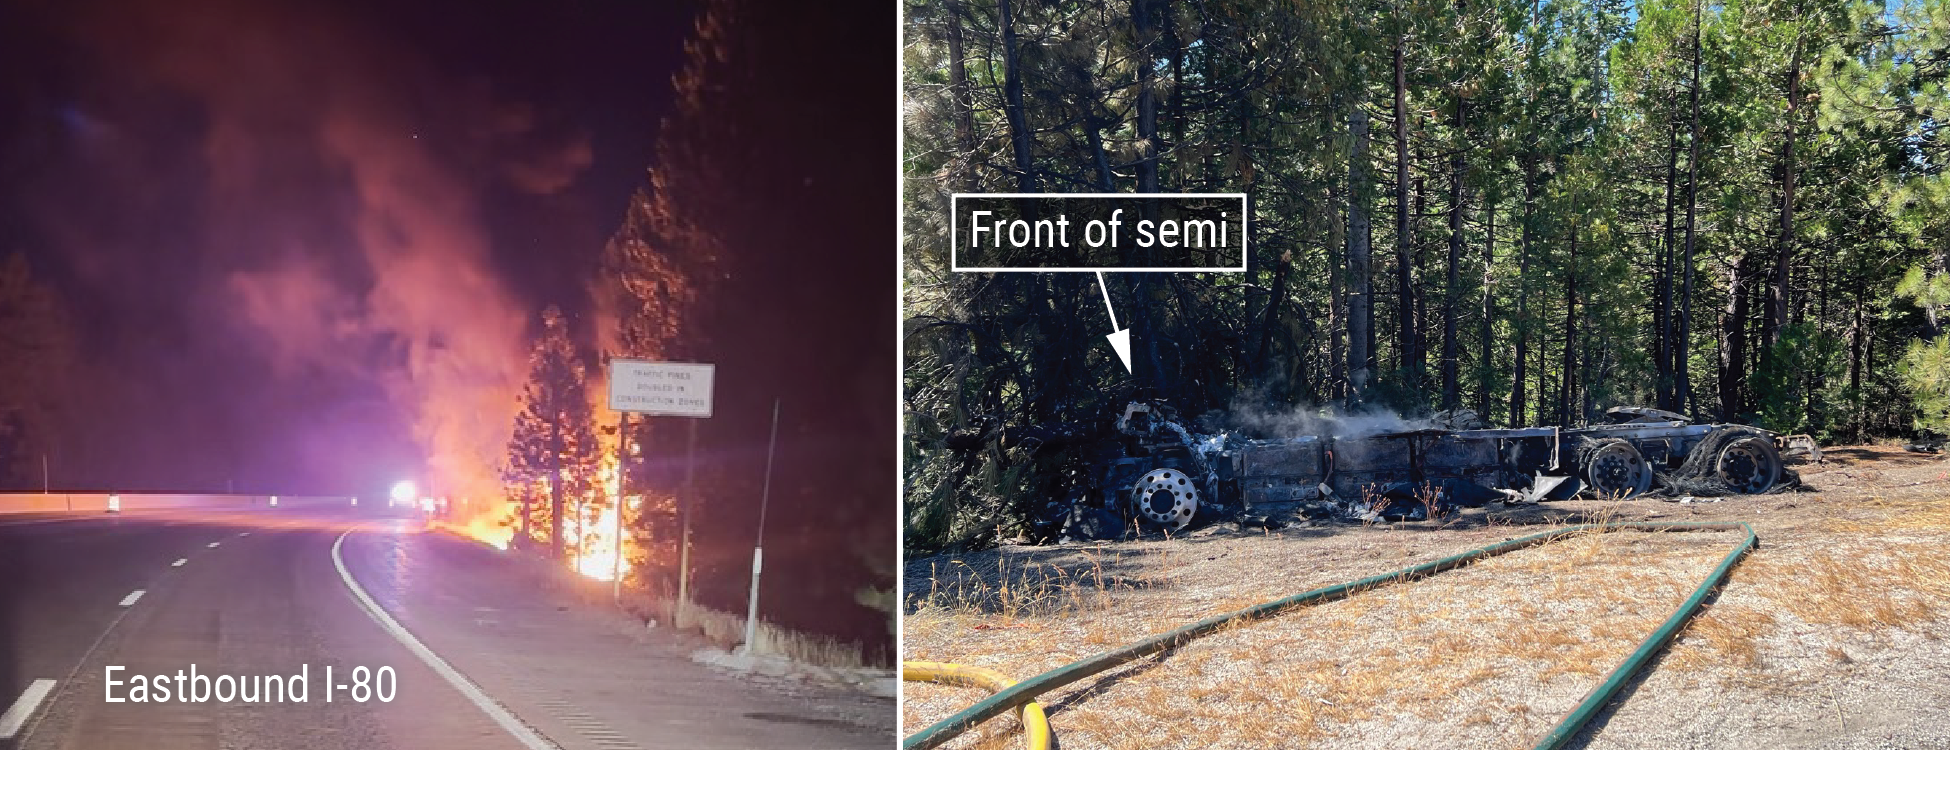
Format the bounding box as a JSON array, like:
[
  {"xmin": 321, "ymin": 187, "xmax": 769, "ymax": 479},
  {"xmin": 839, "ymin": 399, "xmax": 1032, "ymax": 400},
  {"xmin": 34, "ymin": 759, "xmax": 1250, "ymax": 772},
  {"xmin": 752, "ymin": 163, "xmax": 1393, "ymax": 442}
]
[{"xmin": 570, "ymin": 411, "xmax": 629, "ymax": 581}]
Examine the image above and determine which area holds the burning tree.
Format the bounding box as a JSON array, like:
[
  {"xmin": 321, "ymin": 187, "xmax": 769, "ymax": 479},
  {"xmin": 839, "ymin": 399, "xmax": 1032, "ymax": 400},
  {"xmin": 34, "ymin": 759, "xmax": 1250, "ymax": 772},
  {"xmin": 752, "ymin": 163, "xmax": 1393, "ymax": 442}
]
[
  {"xmin": 592, "ymin": 0, "xmax": 896, "ymax": 657},
  {"xmin": 593, "ymin": 22, "xmax": 709, "ymax": 594},
  {"xmin": 502, "ymin": 304, "xmax": 603, "ymax": 561}
]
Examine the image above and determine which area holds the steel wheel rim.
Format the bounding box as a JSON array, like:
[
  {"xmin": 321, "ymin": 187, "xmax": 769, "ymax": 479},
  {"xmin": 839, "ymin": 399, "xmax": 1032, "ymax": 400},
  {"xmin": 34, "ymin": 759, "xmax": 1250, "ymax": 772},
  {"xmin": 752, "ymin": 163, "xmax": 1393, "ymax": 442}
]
[
  {"xmin": 1588, "ymin": 442, "xmax": 1647, "ymax": 497},
  {"xmin": 1131, "ymin": 468, "xmax": 1198, "ymax": 529},
  {"xmin": 1716, "ymin": 438, "xmax": 1776, "ymax": 494}
]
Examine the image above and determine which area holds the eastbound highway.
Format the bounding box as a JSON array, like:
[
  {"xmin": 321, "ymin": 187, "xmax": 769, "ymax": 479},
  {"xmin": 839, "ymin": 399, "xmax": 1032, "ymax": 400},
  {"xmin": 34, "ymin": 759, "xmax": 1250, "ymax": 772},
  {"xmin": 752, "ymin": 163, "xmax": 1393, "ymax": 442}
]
[{"xmin": 0, "ymin": 508, "xmax": 891, "ymax": 749}]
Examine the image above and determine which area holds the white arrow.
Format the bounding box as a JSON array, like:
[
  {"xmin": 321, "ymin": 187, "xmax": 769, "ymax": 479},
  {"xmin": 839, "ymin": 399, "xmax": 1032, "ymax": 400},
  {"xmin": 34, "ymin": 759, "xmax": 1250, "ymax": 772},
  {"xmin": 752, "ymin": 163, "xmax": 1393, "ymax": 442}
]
[{"xmin": 1097, "ymin": 271, "xmax": 1133, "ymax": 374}]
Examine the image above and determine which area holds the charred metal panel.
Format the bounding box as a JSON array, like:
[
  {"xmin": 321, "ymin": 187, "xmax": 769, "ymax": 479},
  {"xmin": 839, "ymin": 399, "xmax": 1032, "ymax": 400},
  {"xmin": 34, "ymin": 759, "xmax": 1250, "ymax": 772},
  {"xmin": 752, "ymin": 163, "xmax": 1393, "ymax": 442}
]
[
  {"xmin": 1329, "ymin": 435, "xmax": 1414, "ymax": 496},
  {"xmin": 1099, "ymin": 458, "xmax": 1146, "ymax": 509},
  {"xmin": 1421, "ymin": 435, "xmax": 1502, "ymax": 487},
  {"xmin": 1240, "ymin": 439, "xmax": 1324, "ymax": 477},
  {"xmin": 1238, "ymin": 438, "xmax": 1325, "ymax": 509}
]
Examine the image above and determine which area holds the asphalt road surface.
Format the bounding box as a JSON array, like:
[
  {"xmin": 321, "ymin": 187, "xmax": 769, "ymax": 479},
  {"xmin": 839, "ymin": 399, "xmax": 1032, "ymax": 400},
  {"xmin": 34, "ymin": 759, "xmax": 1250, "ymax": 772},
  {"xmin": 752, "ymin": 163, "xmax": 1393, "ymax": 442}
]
[{"xmin": 0, "ymin": 508, "xmax": 891, "ymax": 749}]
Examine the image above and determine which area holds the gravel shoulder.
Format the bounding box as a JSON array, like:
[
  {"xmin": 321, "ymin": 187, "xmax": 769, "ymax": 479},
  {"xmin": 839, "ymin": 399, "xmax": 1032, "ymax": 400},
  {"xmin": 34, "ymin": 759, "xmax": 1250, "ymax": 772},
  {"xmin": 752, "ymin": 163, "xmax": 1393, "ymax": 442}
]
[{"xmin": 901, "ymin": 445, "xmax": 1950, "ymax": 749}]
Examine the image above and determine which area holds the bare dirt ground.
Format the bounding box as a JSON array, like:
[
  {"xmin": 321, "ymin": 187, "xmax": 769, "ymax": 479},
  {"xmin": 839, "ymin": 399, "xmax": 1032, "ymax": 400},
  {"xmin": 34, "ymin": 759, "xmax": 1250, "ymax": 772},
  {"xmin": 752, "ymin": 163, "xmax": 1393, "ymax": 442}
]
[{"xmin": 901, "ymin": 444, "xmax": 1950, "ymax": 749}]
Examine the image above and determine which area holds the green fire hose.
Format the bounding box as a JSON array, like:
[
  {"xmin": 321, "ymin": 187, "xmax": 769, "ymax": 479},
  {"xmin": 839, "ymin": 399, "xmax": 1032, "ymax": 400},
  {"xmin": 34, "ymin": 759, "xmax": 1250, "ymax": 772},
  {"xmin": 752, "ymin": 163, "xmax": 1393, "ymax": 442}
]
[
  {"xmin": 902, "ymin": 661, "xmax": 1053, "ymax": 749},
  {"xmin": 904, "ymin": 521, "xmax": 1755, "ymax": 750}
]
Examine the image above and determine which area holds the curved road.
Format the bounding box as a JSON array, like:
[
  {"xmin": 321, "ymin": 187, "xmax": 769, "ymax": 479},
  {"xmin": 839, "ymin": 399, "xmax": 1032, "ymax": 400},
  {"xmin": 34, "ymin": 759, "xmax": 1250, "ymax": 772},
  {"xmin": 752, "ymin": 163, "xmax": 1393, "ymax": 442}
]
[{"xmin": 0, "ymin": 508, "xmax": 889, "ymax": 749}]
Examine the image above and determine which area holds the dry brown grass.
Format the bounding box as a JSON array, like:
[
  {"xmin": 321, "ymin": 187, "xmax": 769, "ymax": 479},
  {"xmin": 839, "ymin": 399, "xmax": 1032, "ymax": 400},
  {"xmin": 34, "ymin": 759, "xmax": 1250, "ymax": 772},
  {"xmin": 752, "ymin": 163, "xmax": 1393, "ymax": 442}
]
[
  {"xmin": 906, "ymin": 522, "xmax": 1737, "ymax": 748},
  {"xmin": 659, "ymin": 598, "xmax": 874, "ymax": 669},
  {"xmin": 905, "ymin": 446, "xmax": 1950, "ymax": 748},
  {"xmin": 1655, "ymin": 475, "xmax": 1950, "ymax": 677}
]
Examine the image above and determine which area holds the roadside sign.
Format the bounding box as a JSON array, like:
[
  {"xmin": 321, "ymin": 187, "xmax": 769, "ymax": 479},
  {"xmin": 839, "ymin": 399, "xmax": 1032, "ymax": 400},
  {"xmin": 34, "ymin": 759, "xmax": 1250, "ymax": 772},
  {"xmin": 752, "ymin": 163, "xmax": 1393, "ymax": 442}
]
[{"xmin": 608, "ymin": 359, "xmax": 715, "ymax": 418}]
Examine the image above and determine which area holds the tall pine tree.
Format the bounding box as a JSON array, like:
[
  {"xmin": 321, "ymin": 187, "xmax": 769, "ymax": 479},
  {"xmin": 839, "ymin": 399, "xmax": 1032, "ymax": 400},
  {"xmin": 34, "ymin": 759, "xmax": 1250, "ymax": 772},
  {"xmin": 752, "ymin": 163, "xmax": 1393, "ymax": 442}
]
[{"xmin": 502, "ymin": 305, "xmax": 601, "ymax": 562}]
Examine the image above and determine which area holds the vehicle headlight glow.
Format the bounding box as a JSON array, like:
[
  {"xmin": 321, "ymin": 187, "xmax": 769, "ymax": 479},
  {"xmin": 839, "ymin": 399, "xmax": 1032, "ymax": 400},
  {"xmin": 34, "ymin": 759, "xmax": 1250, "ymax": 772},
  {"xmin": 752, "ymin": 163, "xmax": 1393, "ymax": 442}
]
[{"xmin": 390, "ymin": 481, "xmax": 417, "ymax": 505}]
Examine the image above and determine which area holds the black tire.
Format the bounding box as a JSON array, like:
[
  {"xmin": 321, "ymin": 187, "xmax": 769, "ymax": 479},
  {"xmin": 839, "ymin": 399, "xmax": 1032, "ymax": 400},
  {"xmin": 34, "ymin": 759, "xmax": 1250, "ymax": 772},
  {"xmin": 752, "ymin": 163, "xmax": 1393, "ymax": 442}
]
[{"xmin": 1715, "ymin": 434, "xmax": 1782, "ymax": 494}]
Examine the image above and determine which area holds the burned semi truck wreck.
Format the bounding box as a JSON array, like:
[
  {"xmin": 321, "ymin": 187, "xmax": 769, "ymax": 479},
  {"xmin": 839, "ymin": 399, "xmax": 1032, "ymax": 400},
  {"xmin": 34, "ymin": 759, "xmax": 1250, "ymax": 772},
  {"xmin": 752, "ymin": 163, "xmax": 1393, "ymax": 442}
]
[{"xmin": 1059, "ymin": 402, "xmax": 1818, "ymax": 538}]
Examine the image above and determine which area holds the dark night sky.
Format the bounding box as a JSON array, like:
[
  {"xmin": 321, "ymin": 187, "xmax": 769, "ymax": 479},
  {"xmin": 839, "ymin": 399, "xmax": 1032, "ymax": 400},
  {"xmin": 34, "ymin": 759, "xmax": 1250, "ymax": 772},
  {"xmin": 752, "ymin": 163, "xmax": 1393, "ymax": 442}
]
[{"xmin": 0, "ymin": 0, "xmax": 696, "ymax": 494}]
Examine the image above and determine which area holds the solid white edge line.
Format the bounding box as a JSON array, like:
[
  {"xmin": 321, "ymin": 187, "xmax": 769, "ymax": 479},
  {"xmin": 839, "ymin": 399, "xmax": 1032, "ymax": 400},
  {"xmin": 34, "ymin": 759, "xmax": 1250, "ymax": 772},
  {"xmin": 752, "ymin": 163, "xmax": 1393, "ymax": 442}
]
[
  {"xmin": 118, "ymin": 589, "xmax": 144, "ymax": 607},
  {"xmin": 0, "ymin": 679, "xmax": 57, "ymax": 740},
  {"xmin": 171, "ymin": 558, "xmax": 186, "ymax": 567},
  {"xmin": 330, "ymin": 531, "xmax": 555, "ymax": 750}
]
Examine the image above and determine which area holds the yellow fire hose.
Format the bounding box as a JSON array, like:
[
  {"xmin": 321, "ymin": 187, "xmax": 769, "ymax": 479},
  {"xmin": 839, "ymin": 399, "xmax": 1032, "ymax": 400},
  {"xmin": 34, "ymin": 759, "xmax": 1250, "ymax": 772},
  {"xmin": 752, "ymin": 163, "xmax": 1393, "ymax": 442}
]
[{"xmin": 902, "ymin": 661, "xmax": 1054, "ymax": 749}]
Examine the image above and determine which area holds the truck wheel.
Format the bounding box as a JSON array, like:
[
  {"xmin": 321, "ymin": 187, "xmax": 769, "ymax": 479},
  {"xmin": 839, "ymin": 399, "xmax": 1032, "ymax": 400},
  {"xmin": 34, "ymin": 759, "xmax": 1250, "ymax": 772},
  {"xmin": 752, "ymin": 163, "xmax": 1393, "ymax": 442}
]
[
  {"xmin": 1584, "ymin": 440, "xmax": 1652, "ymax": 498},
  {"xmin": 1716, "ymin": 435, "xmax": 1781, "ymax": 494},
  {"xmin": 1131, "ymin": 468, "xmax": 1199, "ymax": 530}
]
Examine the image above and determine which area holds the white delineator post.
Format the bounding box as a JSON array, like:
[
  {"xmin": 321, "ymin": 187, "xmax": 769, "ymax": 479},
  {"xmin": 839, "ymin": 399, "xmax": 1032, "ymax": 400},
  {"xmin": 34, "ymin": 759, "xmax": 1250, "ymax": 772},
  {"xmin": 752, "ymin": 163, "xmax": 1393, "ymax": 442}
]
[{"xmin": 743, "ymin": 397, "xmax": 780, "ymax": 656}]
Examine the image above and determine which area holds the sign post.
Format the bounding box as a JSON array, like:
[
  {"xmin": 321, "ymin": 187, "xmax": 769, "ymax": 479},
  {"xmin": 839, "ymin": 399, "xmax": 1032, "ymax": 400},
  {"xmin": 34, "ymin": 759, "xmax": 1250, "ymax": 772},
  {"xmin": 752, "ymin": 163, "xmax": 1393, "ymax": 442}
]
[
  {"xmin": 610, "ymin": 412, "xmax": 630, "ymax": 603},
  {"xmin": 743, "ymin": 398, "xmax": 780, "ymax": 655},
  {"xmin": 606, "ymin": 359, "xmax": 715, "ymax": 612},
  {"xmin": 678, "ymin": 418, "xmax": 697, "ymax": 609}
]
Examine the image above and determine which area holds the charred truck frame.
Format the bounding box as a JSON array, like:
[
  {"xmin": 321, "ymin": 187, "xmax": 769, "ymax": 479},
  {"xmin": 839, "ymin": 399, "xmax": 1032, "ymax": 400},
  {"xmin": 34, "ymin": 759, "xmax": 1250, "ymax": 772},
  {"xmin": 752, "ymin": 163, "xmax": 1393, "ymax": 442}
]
[{"xmin": 1086, "ymin": 402, "xmax": 1818, "ymax": 532}]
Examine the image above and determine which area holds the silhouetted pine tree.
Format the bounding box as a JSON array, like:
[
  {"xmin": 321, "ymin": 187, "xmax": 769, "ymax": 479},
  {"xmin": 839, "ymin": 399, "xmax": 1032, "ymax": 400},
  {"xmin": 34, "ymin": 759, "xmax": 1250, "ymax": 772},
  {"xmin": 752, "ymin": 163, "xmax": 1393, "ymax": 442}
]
[{"xmin": 0, "ymin": 251, "xmax": 77, "ymax": 490}]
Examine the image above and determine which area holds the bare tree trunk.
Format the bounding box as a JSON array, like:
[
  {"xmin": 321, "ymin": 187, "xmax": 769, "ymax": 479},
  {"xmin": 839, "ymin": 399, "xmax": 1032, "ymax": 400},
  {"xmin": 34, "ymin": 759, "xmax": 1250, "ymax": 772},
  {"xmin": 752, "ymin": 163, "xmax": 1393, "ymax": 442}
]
[
  {"xmin": 1442, "ymin": 98, "xmax": 1465, "ymax": 410},
  {"xmin": 1720, "ymin": 253, "xmax": 1749, "ymax": 422},
  {"xmin": 1560, "ymin": 229, "xmax": 1579, "ymax": 427},
  {"xmin": 1163, "ymin": 0, "xmax": 1184, "ymax": 174},
  {"xmin": 1348, "ymin": 105, "xmax": 1375, "ymax": 404},
  {"xmin": 1925, "ymin": 252, "xmax": 1949, "ymax": 338},
  {"xmin": 1412, "ymin": 175, "xmax": 1428, "ymax": 379},
  {"xmin": 1766, "ymin": 37, "xmax": 1803, "ymax": 351},
  {"xmin": 1511, "ymin": 156, "xmax": 1534, "ymax": 426},
  {"xmin": 944, "ymin": 0, "xmax": 977, "ymax": 188},
  {"xmin": 1512, "ymin": 0, "xmax": 1541, "ymax": 426},
  {"xmin": 999, "ymin": 0, "xmax": 1037, "ymax": 194},
  {"xmin": 1134, "ymin": 0, "xmax": 1159, "ymax": 195},
  {"xmin": 1075, "ymin": 64, "xmax": 1116, "ymax": 192},
  {"xmin": 1132, "ymin": 0, "xmax": 1167, "ymax": 390},
  {"xmin": 1395, "ymin": 35, "xmax": 1419, "ymax": 387},
  {"xmin": 1330, "ymin": 182, "xmax": 1348, "ymax": 401},
  {"xmin": 1256, "ymin": 251, "xmax": 1290, "ymax": 384},
  {"xmin": 1657, "ymin": 93, "xmax": 1679, "ymax": 410},
  {"xmin": 1849, "ymin": 275, "xmax": 1864, "ymax": 396},
  {"xmin": 1538, "ymin": 308, "xmax": 1549, "ymax": 429},
  {"xmin": 1478, "ymin": 193, "xmax": 1495, "ymax": 421},
  {"xmin": 1678, "ymin": 0, "xmax": 1702, "ymax": 417}
]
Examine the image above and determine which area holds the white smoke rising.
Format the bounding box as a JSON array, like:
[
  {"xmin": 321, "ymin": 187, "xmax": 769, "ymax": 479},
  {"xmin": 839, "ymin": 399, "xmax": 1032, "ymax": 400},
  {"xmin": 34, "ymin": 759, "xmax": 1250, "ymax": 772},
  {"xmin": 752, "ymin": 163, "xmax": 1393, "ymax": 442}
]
[{"xmin": 1204, "ymin": 390, "xmax": 1438, "ymax": 440}]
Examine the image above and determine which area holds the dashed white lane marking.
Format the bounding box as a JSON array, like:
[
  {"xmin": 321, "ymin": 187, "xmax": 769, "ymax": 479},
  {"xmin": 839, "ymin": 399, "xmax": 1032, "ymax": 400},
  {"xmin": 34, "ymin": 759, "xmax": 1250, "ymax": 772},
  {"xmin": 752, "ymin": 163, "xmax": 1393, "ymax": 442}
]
[
  {"xmin": 171, "ymin": 558, "xmax": 187, "ymax": 567},
  {"xmin": 0, "ymin": 679, "xmax": 57, "ymax": 741},
  {"xmin": 330, "ymin": 531, "xmax": 554, "ymax": 750},
  {"xmin": 118, "ymin": 589, "xmax": 145, "ymax": 607},
  {"xmin": 207, "ymin": 541, "xmax": 222, "ymax": 548},
  {"xmin": 239, "ymin": 532, "xmax": 250, "ymax": 537}
]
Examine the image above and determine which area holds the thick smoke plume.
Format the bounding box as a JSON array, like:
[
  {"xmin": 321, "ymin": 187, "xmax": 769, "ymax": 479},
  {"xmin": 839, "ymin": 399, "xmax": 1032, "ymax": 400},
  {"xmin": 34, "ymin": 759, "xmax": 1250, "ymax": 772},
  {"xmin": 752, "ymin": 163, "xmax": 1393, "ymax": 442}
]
[{"xmin": 41, "ymin": 0, "xmax": 593, "ymax": 527}]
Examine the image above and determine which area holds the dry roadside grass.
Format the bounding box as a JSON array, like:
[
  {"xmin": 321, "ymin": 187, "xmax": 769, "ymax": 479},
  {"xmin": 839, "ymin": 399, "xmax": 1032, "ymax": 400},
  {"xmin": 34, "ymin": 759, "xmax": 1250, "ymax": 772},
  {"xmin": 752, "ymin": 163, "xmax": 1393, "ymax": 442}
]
[
  {"xmin": 1584, "ymin": 446, "xmax": 1950, "ymax": 748},
  {"xmin": 901, "ymin": 445, "xmax": 1950, "ymax": 749}
]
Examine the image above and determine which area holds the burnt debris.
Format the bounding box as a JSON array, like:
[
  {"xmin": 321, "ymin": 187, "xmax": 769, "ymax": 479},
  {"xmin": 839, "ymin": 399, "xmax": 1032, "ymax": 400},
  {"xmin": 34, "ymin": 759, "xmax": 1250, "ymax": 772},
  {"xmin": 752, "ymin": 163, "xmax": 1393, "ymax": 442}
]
[{"xmin": 1026, "ymin": 401, "xmax": 1814, "ymax": 541}]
